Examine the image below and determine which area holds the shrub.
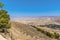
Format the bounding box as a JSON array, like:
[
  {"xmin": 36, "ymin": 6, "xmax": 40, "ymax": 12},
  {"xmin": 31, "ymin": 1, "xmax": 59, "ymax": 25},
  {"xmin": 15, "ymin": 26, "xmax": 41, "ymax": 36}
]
[
  {"xmin": 0, "ymin": 2, "xmax": 11, "ymax": 33},
  {"xmin": 0, "ymin": 10, "xmax": 11, "ymax": 33}
]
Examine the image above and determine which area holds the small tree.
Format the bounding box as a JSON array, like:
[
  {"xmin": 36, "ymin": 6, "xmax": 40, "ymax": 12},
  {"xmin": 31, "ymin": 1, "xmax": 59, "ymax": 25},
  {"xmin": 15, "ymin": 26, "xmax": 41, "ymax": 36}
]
[{"xmin": 0, "ymin": 2, "xmax": 11, "ymax": 33}]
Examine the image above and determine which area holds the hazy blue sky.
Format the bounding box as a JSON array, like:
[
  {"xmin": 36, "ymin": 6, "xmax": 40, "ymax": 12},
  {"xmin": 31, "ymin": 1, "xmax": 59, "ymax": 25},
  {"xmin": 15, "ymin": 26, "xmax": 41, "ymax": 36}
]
[{"xmin": 0, "ymin": 0, "xmax": 60, "ymax": 17}]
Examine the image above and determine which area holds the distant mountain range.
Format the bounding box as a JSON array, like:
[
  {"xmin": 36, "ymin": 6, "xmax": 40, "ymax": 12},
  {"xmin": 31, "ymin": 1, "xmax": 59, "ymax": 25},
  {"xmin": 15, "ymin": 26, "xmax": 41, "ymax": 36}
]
[{"xmin": 12, "ymin": 16, "xmax": 60, "ymax": 26}]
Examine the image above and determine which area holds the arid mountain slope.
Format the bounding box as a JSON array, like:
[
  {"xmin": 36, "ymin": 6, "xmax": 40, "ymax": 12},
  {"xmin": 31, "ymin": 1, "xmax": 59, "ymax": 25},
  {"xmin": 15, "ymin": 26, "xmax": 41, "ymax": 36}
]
[{"xmin": 9, "ymin": 22, "xmax": 56, "ymax": 40}]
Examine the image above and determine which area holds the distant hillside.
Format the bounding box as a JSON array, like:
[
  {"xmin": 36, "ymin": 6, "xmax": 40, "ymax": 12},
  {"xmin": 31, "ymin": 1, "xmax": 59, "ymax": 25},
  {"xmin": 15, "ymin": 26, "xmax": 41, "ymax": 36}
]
[{"xmin": 12, "ymin": 17, "xmax": 60, "ymax": 26}]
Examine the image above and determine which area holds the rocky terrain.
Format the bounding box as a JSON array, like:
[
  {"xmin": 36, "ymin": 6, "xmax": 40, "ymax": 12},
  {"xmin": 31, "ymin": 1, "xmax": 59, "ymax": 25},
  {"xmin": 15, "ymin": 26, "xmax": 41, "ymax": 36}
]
[
  {"xmin": 1, "ymin": 17, "xmax": 60, "ymax": 40},
  {"xmin": 8, "ymin": 22, "xmax": 56, "ymax": 40},
  {"xmin": 0, "ymin": 35, "xmax": 7, "ymax": 40}
]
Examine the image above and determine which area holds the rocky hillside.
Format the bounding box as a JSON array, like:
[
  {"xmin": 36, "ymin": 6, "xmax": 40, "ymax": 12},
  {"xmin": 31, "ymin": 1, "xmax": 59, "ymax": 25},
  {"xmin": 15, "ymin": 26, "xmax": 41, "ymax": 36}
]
[
  {"xmin": 6, "ymin": 22, "xmax": 56, "ymax": 40},
  {"xmin": 2, "ymin": 17, "xmax": 60, "ymax": 40}
]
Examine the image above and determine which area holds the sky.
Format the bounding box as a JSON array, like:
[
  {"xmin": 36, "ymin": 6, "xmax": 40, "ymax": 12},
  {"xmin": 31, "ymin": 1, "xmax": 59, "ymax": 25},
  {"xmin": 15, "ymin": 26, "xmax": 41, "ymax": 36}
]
[{"xmin": 0, "ymin": 0, "xmax": 60, "ymax": 17}]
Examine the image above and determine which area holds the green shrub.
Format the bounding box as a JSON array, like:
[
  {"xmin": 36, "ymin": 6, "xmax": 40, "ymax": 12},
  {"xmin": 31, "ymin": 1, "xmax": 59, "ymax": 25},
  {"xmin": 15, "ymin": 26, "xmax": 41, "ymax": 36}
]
[
  {"xmin": 0, "ymin": 2, "xmax": 11, "ymax": 33},
  {"xmin": 54, "ymin": 33, "xmax": 60, "ymax": 39}
]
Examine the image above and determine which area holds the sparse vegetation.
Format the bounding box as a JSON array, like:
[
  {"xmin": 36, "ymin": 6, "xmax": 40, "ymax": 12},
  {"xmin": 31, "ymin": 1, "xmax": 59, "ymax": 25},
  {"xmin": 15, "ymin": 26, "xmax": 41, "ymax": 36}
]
[
  {"xmin": 31, "ymin": 25, "xmax": 60, "ymax": 40},
  {"xmin": 40, "ymin": 24, "xmax": 60, "ymax": 29}
]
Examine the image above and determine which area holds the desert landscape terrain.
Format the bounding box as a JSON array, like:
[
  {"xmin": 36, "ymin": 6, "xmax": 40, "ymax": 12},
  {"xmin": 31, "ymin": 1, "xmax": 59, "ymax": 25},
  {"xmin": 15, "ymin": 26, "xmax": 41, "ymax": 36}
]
[
  {"xmin": 5, "ymin": 17, "xmax": 59, "ymax": 40},
  {"xmin": 1, "ymin": 17, "xmax": 60, "ymax": 40}
]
